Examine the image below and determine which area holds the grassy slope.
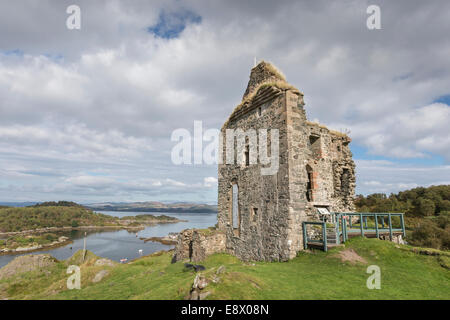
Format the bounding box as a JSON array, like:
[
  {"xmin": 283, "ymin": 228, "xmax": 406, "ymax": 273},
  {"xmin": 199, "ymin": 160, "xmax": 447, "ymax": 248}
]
[{"xmin": 1, "ymin": 238, "xmax": 449, "ymax": 300}]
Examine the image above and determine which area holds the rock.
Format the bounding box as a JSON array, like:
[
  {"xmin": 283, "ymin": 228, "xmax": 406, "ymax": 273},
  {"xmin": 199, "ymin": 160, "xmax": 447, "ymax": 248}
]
[
  {"xmin": 212, "ymin": 275, "xmax": 220, "ymax": 283},
  {"xmin": 15, "ymin": 245, "xmax": 42, "ymax": 252},
  {"xmin": 95, "ymin": 258, "xmax": 115, "ymax": 267},
  {"xmin": 216, "ymin": 265, "xmax": 226, "ymax": 274},
  {"xmin": 189, "ymin": 289, "xmax": 199, "ymax": 300},
  {"xmin": 92, "ymin": 270, "xmax": 109, "ymax": 283},
  {"xmin": 199, "ymin": 291, "xmax": 211, "ymax": 300},
  {"xmin": 58, "ymin": 236, "xmax": 69, "ymax": 242},
  {"xmin": 193, "ymin": 274, "xmax": 209, "ymax": 290},
  {"xmin": 0, "ymin": 254, "xmax": 58, "ymax": 280}
]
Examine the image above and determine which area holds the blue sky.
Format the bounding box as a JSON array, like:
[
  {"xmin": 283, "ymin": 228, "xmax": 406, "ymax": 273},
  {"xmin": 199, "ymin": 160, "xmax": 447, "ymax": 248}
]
[
  {"xmin": 0, "ymin": 0, "xmax": 449, "ymax": 203},
  {"xmin": 148, "ymin": 9, "xmax": 202, "ymax": 39}
]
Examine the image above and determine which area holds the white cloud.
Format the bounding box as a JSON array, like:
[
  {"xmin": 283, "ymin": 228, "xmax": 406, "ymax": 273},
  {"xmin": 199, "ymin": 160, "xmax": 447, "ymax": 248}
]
[
  {"xmin": 204, "ymin": 176, "xmax": 218, "ymax": 187},
  {"xmin": 0, "ymin": 0, "xmax": 449, "ymax": 202},
  {"xmin": 355, "ymin": 160, "xmax": 450, "ymax": 195}
]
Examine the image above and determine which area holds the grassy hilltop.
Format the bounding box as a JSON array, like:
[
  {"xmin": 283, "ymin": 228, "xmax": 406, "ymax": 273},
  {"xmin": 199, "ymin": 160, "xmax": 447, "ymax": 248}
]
[
  {"xmin": 1, "ymin": 237, "xmax": 448, "ymax": 300},
  {"xmin": 0, "ymin": 205, "xmax": 116, "ymax": 233},
  {"xmin": 0, "ymin": 202, "xmax": 181, "ymax": 234}
]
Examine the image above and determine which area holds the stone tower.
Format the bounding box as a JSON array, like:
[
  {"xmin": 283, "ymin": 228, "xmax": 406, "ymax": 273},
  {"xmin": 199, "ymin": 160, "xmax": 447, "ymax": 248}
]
[{"xmin": 217, "ymin": 61, "xmax": 355, "ymax": 261}]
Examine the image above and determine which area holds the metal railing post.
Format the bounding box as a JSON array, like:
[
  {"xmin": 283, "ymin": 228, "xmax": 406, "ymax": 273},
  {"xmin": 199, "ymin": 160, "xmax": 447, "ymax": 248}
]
[
  {"xmin": 302, "ymin": 222, "xmax": 307, "ymax": 250},
  {"xmin": 375, "ymin": 214, "xmax": 379, "ymax": 238},
  {"xmin": 322, "ymin": 222, "xmax": 327, "ymax": 252},
  {"xmin": 400, "ymin": 214, "xmax": 406, "ymax": 238},
  {"xmin": 336, "ymin": 214, "xmax": 340, "ymax": 245},
  {"xmin": 360, "ymin": 213, "xmax": 364, "ymax": 237},
  {"xmin": 388, "ymin": 214, "xmax": 393, "ymax": 241}
]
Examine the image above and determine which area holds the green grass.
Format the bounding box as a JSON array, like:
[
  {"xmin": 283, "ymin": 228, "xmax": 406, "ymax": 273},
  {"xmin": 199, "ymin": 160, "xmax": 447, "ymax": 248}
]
[{"xmin": 0, "ymin": 238, "xmax": 449, "ymax": 300}]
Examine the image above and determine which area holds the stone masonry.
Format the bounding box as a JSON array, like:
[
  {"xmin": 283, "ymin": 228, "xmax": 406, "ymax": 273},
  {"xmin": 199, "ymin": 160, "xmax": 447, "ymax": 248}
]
[{"xmin": 173, "ymin": 61, "xmax": 355, "ymax": 263}]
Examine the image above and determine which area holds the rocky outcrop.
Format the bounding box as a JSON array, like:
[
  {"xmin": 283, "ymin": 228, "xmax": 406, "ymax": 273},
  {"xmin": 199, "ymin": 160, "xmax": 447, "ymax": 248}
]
[
  {"xmin": 172, "ymin": 228, "xmax": 226, "ymax": 263},
  {"xmin": 94, "ymin": 258, "xmax": 116, "ymax": 267},
  {"xmin": 0, "ymin": 236, "xmax": 72, "ymax": 255},
  {"xmin": 0, "ymin": 254, "xmax": 58, "ymax": 280},
  {"xmin": 187, "ymin": 274, "xmax": 211, "ymax": 300},
  {"xmin": 141, "ymin": 232, "xmax": 178, "ymax": 245}
]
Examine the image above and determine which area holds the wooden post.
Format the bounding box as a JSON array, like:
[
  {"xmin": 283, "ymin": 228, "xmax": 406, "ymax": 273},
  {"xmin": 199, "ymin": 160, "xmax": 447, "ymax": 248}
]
[
  {"xmin": 388, "ymin": 214, "xmax": 393, "ymax": 241},
  {"xmin": 375, "ymin": 214, "xmax": 379, "ymax": 238},
  {"xmin": 322, "ymin": 222, "xmax": 327, "ymax": 252},
  {"xmin": 360, "ymin": 213, "xmax": 364, "ymax": 237}
]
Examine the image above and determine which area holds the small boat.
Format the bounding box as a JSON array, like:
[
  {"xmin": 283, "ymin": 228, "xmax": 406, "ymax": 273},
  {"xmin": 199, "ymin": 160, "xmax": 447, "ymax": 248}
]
[{"xmin": 120, "ymin": 258, "xmax": 128, "ymax": 263}]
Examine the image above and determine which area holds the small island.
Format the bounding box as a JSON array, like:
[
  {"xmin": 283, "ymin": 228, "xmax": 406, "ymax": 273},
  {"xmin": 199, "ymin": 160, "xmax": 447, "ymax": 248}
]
[{"xmin": 0, "ymin": 202, "xmax": 184, "ymax": 255}]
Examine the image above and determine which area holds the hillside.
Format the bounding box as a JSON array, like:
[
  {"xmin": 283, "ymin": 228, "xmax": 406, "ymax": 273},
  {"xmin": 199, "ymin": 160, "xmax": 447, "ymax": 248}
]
[
  {"xmin": 355, "ymin": 185, "xmax": 450, "ymax": 250},
  {"xmin": 88, "ymin": 201, "xmax": 218, "ymax": 213},
  {"xmin": 0, "ymin": 238, "xmax": 448, "ymax": 300},
  {"xmin": 0, "ymin": 205, "xmax": 181, "ymax": 234},
  {"xmin": 0, "ymin": 206, "xmax": 116, "ymax": 233}
]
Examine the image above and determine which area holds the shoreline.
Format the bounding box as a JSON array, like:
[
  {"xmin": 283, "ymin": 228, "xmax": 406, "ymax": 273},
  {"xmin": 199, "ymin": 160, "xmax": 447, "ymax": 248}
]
[
  {"xmin": 0, "ymin": 238, "xmax": 73, "ymax": 256},
  {"xmin": 0, "ymin": 219, "xmax": 184, "ymax": 238},
  {"xmin": 0, "ymin": 219, "xmax": 184, "ymax": 256},
  {"xmin": 140, "ymin": 236, "xmax": 178, "ymax": 245}
]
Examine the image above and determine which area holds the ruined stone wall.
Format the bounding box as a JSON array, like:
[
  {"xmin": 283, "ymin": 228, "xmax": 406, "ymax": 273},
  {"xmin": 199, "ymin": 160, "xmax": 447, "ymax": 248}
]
[
  {"xmin": 242, "ymin": 61, "xmax": 286, "ymax": 100},
  {"xmin": 218, "ymin": 88, "xmax": 293, "ymax": 261},
  {"xmin": 283, "ymin": 90, "xmax": 356, "ymax": 257},
  {"xmin": 172, "ymin": 229, "xmax": 226, "ymax": 263},
  {"xmin": 215, "ymin": 61, "xmax": 356, "ymax": 262},
  {"xmin": 218, "ymin": 88, "xmax": 356, "ymax": 261}
]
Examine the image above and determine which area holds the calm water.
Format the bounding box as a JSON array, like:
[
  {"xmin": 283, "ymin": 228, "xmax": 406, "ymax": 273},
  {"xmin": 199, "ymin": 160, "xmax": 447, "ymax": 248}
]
[{"xmin": 0, "ymin": 211, "xmax": 217, "ymax": 268}]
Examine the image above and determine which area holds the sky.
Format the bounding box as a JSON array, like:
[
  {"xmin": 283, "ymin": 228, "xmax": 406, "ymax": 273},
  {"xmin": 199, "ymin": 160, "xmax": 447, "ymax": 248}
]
[{"xmin": 0, "ymin": 0, "xmax": 449, "ymax": 203}]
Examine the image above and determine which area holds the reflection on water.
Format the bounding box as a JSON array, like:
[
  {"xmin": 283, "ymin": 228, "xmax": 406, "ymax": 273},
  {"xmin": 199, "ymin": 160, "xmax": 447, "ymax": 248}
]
[{"xmin": 0, "ymin": 211, "xmax": 217, "ymax": 268}]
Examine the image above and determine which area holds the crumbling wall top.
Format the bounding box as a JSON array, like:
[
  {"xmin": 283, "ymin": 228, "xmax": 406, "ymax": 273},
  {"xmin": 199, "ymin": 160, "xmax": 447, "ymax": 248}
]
[{"xmin": 243, "ymin": 61, "xmax": 287, "ymax": 100}]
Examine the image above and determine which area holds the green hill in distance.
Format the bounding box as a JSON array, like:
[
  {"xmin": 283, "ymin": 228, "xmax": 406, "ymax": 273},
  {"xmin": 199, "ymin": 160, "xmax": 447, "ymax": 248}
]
[{"xmin": 87, "ymin": 201, "xmax": 218, "ymax": 213}]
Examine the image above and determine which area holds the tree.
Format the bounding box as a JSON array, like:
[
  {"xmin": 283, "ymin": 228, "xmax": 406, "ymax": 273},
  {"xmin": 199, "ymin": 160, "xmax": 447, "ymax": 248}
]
[{"xmin": 414, "ymin": 198, "xmax": 436, "ymax": 216}]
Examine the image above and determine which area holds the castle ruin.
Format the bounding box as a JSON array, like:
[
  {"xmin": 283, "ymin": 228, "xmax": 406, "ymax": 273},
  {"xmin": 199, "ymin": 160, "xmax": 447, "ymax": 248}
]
[{"xmin": 173, "ymin": 61, "xmax": 355, "ymax": 262}]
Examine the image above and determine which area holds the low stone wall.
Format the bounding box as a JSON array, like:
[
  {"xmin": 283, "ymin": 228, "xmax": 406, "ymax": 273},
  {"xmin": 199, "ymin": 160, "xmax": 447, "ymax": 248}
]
[{"xmin": 172, "ymin": 228, "xmax": 226, "ymax": 263}]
